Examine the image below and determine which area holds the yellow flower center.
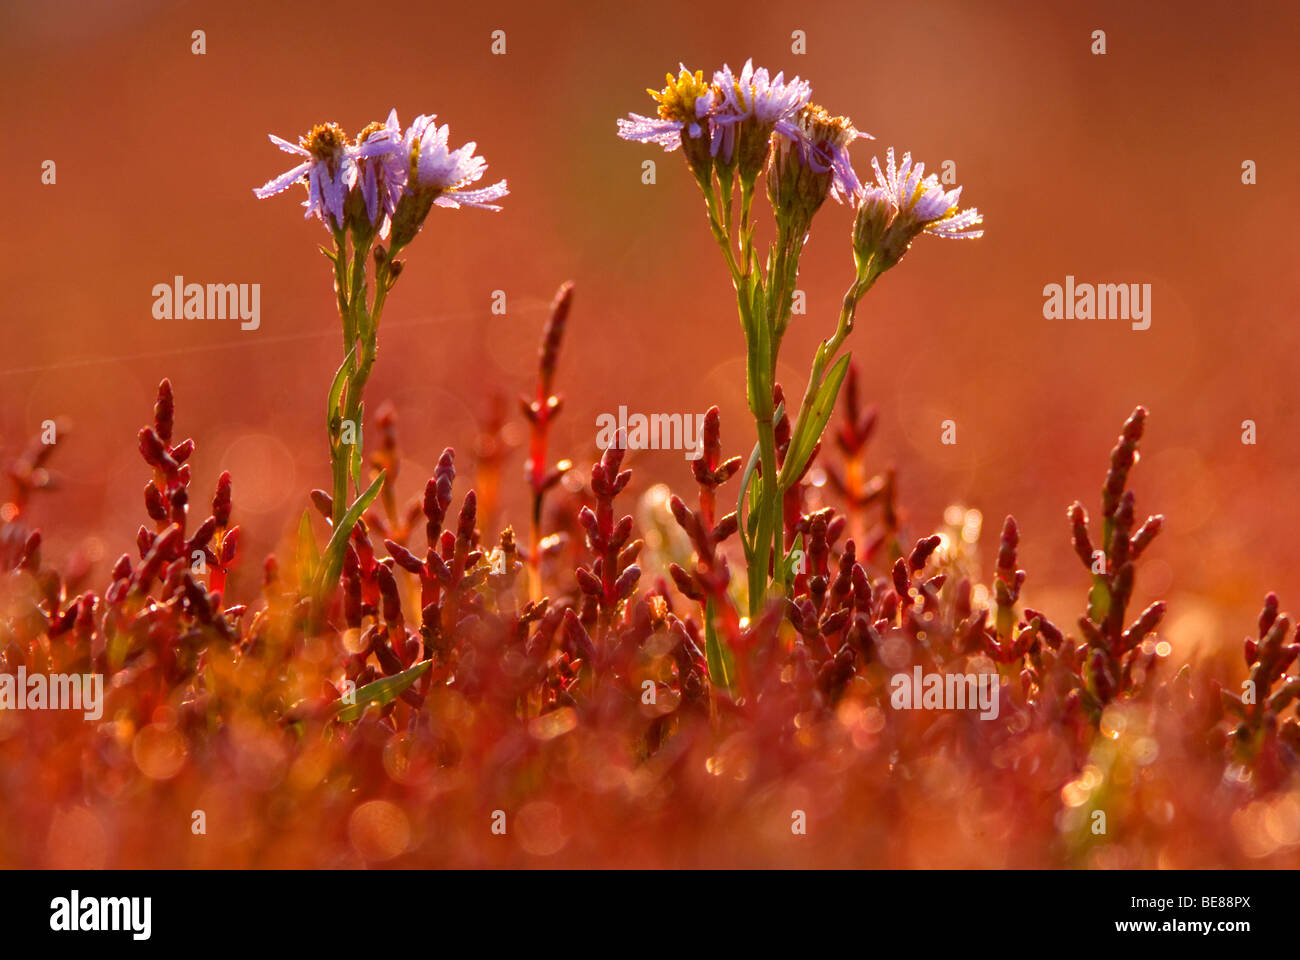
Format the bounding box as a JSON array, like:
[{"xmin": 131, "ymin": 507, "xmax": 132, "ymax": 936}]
[
  {"xmin": 356, "ymin": 121, "xmax": 388, "ymax": 144},
  {"xmin": 301, "ymin": 123, "xmax": 349, "ymax": 161},
  {"xmin": 798, "ymin": 104, "xmax": 857, "ymax": 150},
  {"xmin": 650, "ymin": 68, "xmax": 710, "ymax": 125}
]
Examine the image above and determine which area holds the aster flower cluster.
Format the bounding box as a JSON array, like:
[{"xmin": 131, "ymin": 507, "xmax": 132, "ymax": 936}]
[
  {"xmin": 617, "ymin": 61, "xmax": 983, "ymax": 625},
  {"xmin": 254, "ymin": 110, "xmax": 507, "ymax": 239},
  {"xmin": 253, "ymin": 110, "xmax": 507, "ymax": 600},
  {"xmin": 853, "ymin": 147, "xmax": 984, "ymax": 281}
]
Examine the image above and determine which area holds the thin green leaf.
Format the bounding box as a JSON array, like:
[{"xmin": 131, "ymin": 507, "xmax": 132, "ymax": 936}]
[
  {"xmin": 736, "ymin": 441, "xmax": 762, "ymax": 557},
  {"xmin": 334, "ymin": 659, "xmax": 431, "ymax": 722},
  {"xmin": 780, "ymin": 353, "xmax": 851, "ymax": 491},
  {"xmin": 314, "ymin": 470, "xmax": 385, "ymax": 598},
  {"xmin": 750, "ymin": 276, "xmax": 766, "ymax": 335},
  {"xmin": 746, "ymin": 469, "xmax": 762, "ymax": 539},
  {"xmin": 327, "ymin": 347, "xmax": 356, "ymax": 428},
  {"xmin": 297, "ymin": 509, "xmax": 319, "ymax": 594},
  {"xmin": 703, "ymin": 597, "xmax": 732, "ymax": 691},
  {"xmin": 348, "ymin": 402, "xmax": 365, "ymax": 492},
  {"xmin": 746, "ymin": 494, "xmax": 776, "ymax": 618},
  {"xmin": 784, "ymin": 532, "xmax": 805, "ymax": 581},
  {"xmin": 735, "ymin": 401, "xmax": 784, "ymax": 557}
]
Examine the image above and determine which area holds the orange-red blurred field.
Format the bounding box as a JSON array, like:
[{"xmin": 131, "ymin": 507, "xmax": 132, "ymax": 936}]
[{"xmin": 2, "ymin": 0, "xmax": 1300, "ymax": 868}]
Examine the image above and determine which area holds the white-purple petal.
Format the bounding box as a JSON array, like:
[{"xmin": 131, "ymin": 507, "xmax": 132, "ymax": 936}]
[
  {"xmin": 254, "ymin": 161, "xmax": 311, "ymax": 198},
  {"xmin": 269, "ymin": 134, "xmax": 309, "ymax": 157},
  {"xmin": 617, "ymin": 114, "xmax": 684, "ymax": 151},
  {"xmin": 434, "ymin": 178, "xmax": 509, "ymax": 210}
]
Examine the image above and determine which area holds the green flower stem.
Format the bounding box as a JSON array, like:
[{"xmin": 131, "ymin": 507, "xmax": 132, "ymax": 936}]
[
  {"xmin": 332, "ymin": 229, "xmax": 353, "ymax": 352},
  {"xmin": 699, "ymin": 173, "xmax": 794, "ymax": 616},
  {"xmin": 700, "ymin": 181, "xmax": 743, "ymax": 288},
  {"xmin": 738, "ymin": 179, "xmax": 757, "ymax": 278},
  {"xmin": 754, "ymin": 412, "xmax": 783, "ymax": 613},
  {"xmin": 779, "ymin": 271, "xmax": 875, "ymax": 492},
  {"xmin": 770, "ymin": 225, "xmax": 805, "ymax": 339},
  {"xmin": 329, "ymin": 231, "xmax": 354, "ymax": 528},
  {"xmin": 718, "ymin": 170, "xmax": 735, "ymax": 239},
  {"xmin": 323, "ymin": 235, "xmax": 403, "ymax": 597}
]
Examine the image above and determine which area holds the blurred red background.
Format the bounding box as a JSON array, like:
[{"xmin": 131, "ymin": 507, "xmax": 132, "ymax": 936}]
[{"xmin": 2, "ymin": 0, "xmax": 1297, "ymax": 657}]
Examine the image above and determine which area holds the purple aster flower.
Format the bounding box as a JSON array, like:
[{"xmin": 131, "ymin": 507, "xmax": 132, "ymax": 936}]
[
  {"xmin": 402, "ymin": 114, "xmax": 508, "ymax": 211},
  {"xmin": 853, "ymin": 148, "xmax": 983, "ymax": 277},
  {"xmin": 784, "ymin": 104, "xmax": 866, "ymax": 203},
  {"xmin": 709, "ymin": 59, "xmax": 811, "ymax": 165},
  {"xmin": 616, "ymin": 67, "xmax": 718, "ymax": 179},
  {"xmin": 768, "ymin": 104, "xmax": 865, "ymax": 234},
  {"xmin": 616, "ymin": 112, "xmax": 693, "ymax": 150},
  {"xmin": 385, "ymin": 114, "xmax": 508, "ymax": 247},
  {"xmin": 869, "ymin": 147, "xmax": 983, "ymax": 239},
  {"xmin": 354, "ymin": 109, "xmax": 407, "ymax": 237},
  {"xmin": 710, "ymin": 60, "xmax": 814, "ymax": 183},
  {"xmin": 850, "ymin": 184, "xmax": 897, "ymax": 269},
  {"xmin": 253, "ymin": 122, "xmax": 357, "ymax": 231}
]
